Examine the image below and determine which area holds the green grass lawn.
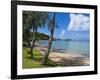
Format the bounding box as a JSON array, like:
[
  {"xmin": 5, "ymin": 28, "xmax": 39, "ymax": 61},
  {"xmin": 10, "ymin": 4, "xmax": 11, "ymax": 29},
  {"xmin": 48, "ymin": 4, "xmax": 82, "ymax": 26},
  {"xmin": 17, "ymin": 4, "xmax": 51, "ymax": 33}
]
[{"xmin": 23, "ymin": 47, "xmax": 57, "ymax": 69}]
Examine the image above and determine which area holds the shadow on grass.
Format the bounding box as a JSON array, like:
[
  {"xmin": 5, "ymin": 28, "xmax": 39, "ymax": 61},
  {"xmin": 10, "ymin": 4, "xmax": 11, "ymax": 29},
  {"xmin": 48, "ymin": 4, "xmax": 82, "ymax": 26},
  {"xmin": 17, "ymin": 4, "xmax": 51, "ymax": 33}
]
[
  {"xmin": 25, "ymin": 56, "xmax": 58, "ymax": 67},
  {"xmin": 25, "ymin": 56, "xmax": 43, "ymax": 61},
  {"xmin": 23, "ymin": 48, "xmax": 85, "ymax": 67}
]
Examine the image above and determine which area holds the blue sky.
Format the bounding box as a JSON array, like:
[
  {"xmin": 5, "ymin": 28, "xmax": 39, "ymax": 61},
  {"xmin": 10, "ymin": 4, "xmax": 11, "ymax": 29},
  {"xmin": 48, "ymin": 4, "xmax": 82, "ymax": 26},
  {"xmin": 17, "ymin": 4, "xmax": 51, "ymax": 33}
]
[{"xmin": 37, "ymin": 12, "xmax": 90, "ymax": 40}]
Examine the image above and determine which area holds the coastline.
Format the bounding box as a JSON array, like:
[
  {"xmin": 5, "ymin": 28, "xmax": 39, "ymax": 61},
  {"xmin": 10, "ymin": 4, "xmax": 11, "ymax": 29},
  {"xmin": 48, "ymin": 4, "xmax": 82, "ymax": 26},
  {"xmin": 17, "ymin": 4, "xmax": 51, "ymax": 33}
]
[{"xmin": 34, "ymin": 43, "xmax": 90, "ymax": 66}]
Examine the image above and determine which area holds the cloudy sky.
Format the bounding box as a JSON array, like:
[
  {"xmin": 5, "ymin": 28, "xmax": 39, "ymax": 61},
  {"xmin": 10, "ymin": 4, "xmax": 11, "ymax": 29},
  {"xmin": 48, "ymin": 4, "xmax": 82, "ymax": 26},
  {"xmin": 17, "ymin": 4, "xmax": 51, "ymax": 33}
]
[{"xmin": 37, "ymin": 12, "xmax": 90, "ymax": 40}]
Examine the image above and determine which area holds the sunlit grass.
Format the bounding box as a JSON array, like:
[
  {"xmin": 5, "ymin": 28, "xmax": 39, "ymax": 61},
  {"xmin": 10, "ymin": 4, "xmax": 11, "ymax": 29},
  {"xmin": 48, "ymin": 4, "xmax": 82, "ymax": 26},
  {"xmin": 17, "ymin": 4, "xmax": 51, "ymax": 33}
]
[{"xmin": 22, "ymin": 47, "xmax": 57, "ymax": 69}]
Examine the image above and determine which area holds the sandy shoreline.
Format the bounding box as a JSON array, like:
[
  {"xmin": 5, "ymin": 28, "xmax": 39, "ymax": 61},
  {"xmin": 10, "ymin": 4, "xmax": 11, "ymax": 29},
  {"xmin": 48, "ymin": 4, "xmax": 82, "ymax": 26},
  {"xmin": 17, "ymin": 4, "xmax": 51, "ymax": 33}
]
[{"xmin": 34, "ymin": 44, "xmax": 90, "ymax": 66}]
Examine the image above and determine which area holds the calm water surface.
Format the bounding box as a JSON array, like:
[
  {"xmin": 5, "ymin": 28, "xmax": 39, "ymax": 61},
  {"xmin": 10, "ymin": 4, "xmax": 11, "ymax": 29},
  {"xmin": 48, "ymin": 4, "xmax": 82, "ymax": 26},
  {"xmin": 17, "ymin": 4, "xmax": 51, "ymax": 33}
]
[{"xmin": 38, "ymin": 40, "xmax": 90, "ymax": 57}]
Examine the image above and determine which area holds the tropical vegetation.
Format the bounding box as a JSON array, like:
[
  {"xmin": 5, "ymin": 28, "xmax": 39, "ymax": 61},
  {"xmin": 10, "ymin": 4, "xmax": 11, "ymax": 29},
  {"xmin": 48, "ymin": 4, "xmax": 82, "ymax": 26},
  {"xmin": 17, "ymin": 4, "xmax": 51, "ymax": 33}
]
[{"xmin": 23, "ymin": 11, "xmax": 58, "ymax": 68}]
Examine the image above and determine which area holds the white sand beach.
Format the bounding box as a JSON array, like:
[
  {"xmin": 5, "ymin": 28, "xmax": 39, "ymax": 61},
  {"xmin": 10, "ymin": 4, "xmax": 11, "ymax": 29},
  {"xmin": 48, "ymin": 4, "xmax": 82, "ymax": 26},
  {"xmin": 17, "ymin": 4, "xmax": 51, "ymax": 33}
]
[{"xmin": 34, "ymin": 45, "xmax": 90, "ymax": 66}]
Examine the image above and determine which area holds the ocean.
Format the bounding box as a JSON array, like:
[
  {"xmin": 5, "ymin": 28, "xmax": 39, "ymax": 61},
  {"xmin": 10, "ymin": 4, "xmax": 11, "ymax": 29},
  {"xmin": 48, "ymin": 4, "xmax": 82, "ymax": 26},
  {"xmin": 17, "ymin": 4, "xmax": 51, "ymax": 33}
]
[{"xmin": 38, "ymin": 40, "xmax": 90, "ymax": 57}]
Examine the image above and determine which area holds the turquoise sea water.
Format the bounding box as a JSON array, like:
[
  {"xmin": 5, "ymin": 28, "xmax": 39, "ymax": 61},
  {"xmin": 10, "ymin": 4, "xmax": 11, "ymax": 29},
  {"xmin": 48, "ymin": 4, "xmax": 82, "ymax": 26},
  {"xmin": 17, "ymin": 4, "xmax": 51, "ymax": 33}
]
[{"xmin": 38, "ymin": 40, "xmax": 90, "ymax": 57}]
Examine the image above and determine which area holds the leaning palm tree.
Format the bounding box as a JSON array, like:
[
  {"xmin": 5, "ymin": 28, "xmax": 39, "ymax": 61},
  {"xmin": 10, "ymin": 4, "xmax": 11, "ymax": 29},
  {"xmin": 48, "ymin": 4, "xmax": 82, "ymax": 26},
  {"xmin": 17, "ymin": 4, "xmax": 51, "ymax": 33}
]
[
  {"xmin": 23, "ymin": 11, "xmax": 49, "ymax": 59},
  {"xmin": 30, "ymin": 12, "xmax": 49, "ymax": 59},
  {"xmin": 43, "ymin": 13, "xmax": 57, "ymax": 64}
]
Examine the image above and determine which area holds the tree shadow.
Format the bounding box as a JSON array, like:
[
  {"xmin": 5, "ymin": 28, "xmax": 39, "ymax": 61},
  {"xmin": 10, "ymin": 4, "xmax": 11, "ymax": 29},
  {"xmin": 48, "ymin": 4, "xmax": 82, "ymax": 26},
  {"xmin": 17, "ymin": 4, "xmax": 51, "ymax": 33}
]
[
  {"xmin": 60, "ymin": 57, "xmax": 89, "ymax": 66},
  {"xmin": 25, "ymin": 56, "xmax": 43, "ymax": 62}
]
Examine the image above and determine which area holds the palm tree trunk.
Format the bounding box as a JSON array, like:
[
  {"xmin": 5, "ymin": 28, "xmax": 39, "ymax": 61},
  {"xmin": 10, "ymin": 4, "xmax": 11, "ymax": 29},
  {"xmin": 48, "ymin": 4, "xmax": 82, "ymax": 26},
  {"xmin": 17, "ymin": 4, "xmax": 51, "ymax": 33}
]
[
  {"xmin": 43, "ymin": 32, "xmax": 53, "ymax": 64},
  {"xmin": 23, "ymin": 29, "xmax": 31, "ymax": 48},
  {"xmin": 30, "ymin": 38, "xmax": 36, "ymax": 59},
  {"xmin": 26, "ymin": 30, "xmax": 31, "ymax": 48},
  {"xmin": 30, "ymin": 27, "xmax": 37, "ymax": 59},
  {"xmin": 43, "ymin": 13, "xmax": 55, "ymax": 64}
]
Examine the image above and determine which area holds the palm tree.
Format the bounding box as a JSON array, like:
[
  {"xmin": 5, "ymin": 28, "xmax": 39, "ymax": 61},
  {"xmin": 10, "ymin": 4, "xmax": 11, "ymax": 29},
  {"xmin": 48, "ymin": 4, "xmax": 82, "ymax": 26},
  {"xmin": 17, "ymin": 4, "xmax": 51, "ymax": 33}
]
[
  {"xmin": 43, "ymin": 13, "xmax": 57, "ymax": 64},
  {"xmin": 23, "ymin": 11, "xmax": 32, "ymax": 48},
  {"xmin": 23, "ymin": 11, "xmax": 49, "ymax": 59},
  {"xmin": 30, "ymin": 12, "xmax": 49, "ymax": 59}
]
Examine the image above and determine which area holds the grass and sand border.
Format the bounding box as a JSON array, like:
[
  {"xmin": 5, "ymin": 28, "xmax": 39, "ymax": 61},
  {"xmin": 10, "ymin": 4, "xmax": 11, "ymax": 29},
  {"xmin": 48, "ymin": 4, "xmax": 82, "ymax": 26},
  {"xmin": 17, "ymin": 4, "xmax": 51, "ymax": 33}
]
[
  {"xmin": 22, "ymin": 47, "xmax": 58, "ymax": 69},
  {"xmin": 22, "ymin": 45, "xmax": 90, "ymax": 69}
]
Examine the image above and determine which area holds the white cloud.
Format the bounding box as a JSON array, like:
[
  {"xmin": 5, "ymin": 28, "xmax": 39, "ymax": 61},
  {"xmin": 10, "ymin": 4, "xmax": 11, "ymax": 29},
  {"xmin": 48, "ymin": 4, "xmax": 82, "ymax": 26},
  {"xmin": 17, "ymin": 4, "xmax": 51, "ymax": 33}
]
[
  {"xmin": 60, "ymin": 30, "xmax": 66, "ymax": 39},
  {"xmin": 67, "ymin": 13, "xmax": 90, "ymax": 31}
]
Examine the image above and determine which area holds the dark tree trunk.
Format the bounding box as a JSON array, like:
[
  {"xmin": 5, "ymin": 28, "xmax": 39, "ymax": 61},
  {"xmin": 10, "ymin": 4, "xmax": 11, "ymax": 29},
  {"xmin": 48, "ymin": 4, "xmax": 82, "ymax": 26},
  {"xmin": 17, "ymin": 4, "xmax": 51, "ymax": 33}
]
[
  {"xmin": 43, "ymin": 13, "xmax": 55, "ymax": 64},
  {"xmin": 26, "ymin": 30, "xmax": 31, "ymax": 48},
  {"xmin": 30, "ymin": 27, "xmax": 37, "ymax": 59},
  {"xmin": 23, "ymin": 29, "xmax": 31, "ymax": 48},
  {"xmin": 43, "ymin": 32, "xmax": 53, "ymax": 64},
  {"xmin": 26, "ymin": 37, "xmax": 31, "ymax": 48},
  {"xmin": 30, "ymin": 37, "xmax": 36, "ymax": 59}
]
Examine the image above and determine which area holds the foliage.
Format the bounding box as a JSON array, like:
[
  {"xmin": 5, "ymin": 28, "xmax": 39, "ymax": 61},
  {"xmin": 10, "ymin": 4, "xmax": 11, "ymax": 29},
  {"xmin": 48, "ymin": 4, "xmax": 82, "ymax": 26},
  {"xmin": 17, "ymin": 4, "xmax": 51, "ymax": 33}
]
[
  {"xmin": 31, "ymin": 32, "xmax": 49, "ymax": 40},
  {"xmin": 23, "ymin": 11, "xmax": 49, "ymax": 43},
  {"xmin": 23, "ymin": 11, "xmax": 49, "ymax": 58},
  {"xmin": 23, "ymin": 11, "xmax": 58, "ymax": 64}
]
